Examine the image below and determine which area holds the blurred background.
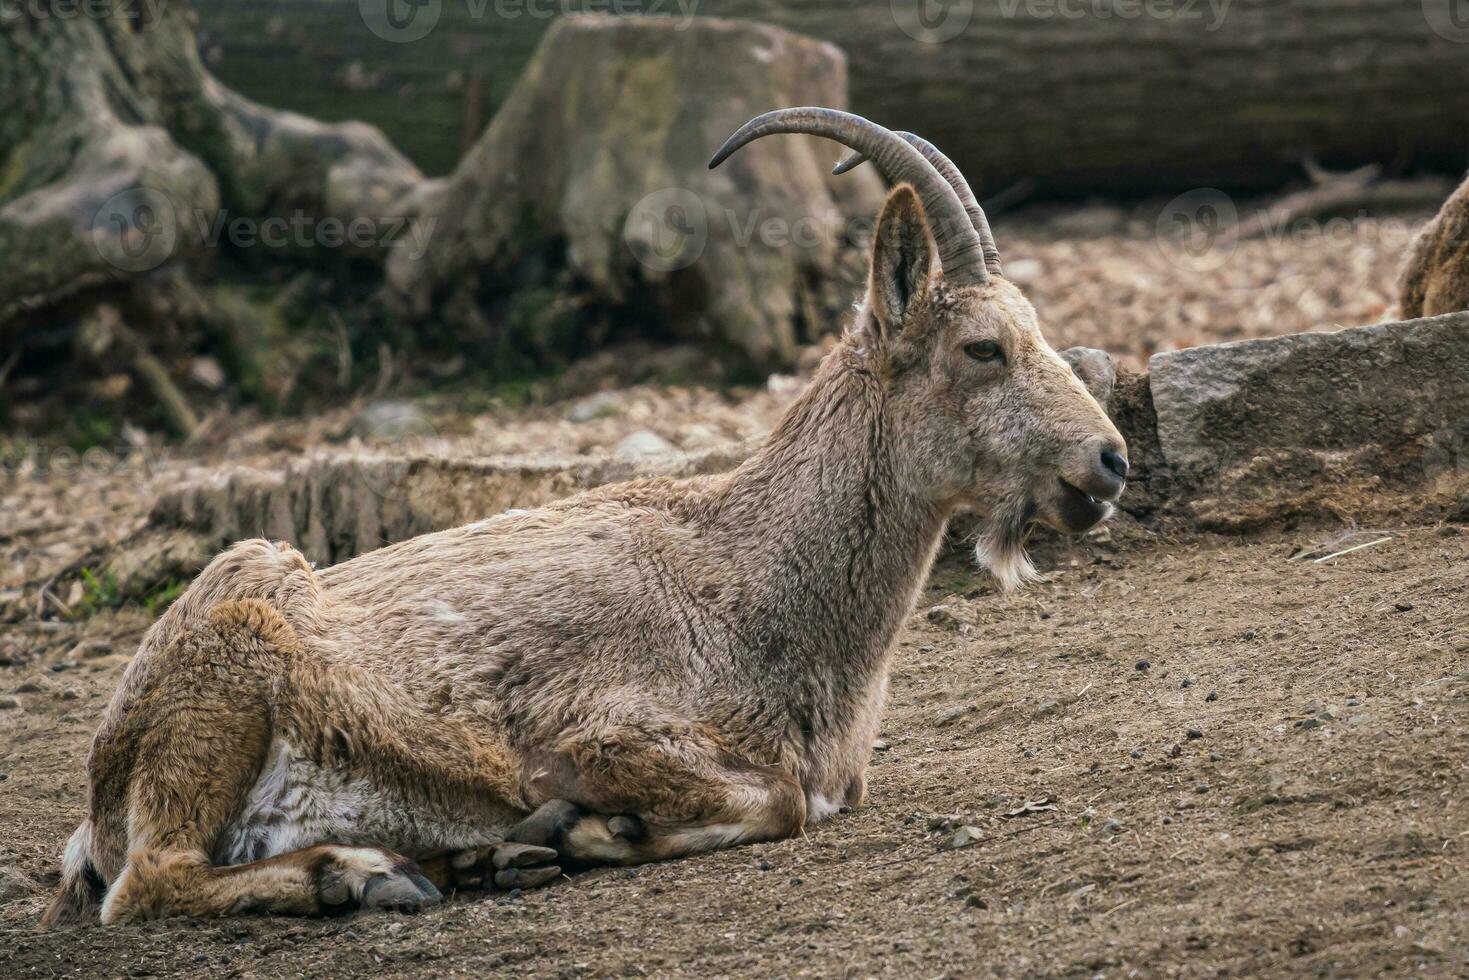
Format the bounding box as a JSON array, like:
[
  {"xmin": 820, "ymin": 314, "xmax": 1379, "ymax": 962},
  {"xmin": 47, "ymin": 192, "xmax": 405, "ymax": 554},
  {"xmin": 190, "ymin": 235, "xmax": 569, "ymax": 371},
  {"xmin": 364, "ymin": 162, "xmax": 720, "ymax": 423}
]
[{"xmin": 2, "ymin": 0, "xmax": 1467, "ymax": 451}]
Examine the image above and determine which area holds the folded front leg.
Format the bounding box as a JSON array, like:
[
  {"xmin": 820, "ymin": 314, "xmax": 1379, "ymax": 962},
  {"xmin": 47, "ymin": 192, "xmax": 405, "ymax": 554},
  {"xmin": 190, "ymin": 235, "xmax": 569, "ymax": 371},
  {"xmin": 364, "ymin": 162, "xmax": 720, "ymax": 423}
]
[{"xmin": 508, "ymin": 718, "xmax": 807, "ymax": 865}]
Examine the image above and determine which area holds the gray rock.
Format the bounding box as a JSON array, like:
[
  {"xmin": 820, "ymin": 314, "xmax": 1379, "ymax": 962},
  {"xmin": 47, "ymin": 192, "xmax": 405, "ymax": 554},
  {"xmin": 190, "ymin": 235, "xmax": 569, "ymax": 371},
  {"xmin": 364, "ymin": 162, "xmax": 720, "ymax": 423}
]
[
  {"xmin": 0, "ymin": 696, "xmax": 20, "ymax": 710},
  {"xmin": 613, "ymin": 430, "xmax": 676, "ymax": 459},
  {"xmin": 567, "ymin": 392, "xmax": 621, "ymax": 423},
  {"xmin": 1148, "ymin": 312, "xmax": 1469, "ymax": 526},
  {"xmin": 925, "ymin": 605, "xmax": 961, "ymax": 630},
  {"xmin": 0, "ymin": 867, "xmax": 38, "ymax": 904},
  {"xmin": 350, "ymin": 401, "xmax": 434, "ymax": 441},
  {"xmin": 1060, "ymin": 347, "xmax": 1117, "ymax": 408},
  {"xmin": 947, "ymin": 825, "xmax": 986, "ymax": 850}
]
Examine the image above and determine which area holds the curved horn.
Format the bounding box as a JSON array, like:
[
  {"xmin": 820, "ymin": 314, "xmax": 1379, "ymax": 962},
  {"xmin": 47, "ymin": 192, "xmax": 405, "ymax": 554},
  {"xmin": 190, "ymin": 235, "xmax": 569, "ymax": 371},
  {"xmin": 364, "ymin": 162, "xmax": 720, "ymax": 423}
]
[
  {"xmin": 834, "ymin": 133, "xmax": 1002, "ymax": 278},
  {"xmin": 709, "ymin": 107, "xmax": 989, "ymax": 285}
]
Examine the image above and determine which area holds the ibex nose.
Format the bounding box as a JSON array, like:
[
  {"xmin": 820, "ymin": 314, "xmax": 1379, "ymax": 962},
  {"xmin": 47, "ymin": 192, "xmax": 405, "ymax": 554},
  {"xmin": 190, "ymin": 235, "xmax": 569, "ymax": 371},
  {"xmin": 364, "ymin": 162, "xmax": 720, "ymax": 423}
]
[
  {"xmin": 1091, "ymin": 444, "xmax": 1129, "ymax": 499},
  {"xmin": 1100, "ymin": 447, "xmax": 1129, "ymax": 482}
]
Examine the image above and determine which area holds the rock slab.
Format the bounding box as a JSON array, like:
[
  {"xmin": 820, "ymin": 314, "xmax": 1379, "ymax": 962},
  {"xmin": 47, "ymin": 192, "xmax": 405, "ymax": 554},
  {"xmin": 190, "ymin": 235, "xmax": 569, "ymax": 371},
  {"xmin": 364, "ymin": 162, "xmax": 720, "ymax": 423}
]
[{"xmin": 1148, "ymin": 311, "xmax": 1469, "ymax": 525}]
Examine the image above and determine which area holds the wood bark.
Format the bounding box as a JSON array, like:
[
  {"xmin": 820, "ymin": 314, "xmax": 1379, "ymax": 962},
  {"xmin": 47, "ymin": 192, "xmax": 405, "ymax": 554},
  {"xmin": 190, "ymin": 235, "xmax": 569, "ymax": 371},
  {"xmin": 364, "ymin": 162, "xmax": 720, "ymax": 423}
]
[
  {"xmin": 0, "ymin": 1, "xmax": 421, "ymax": 334},
  {"xmin": 727, "ymin": 0, "xmax": 1469, "ymax": 196},
  {"xmin": 192, "ymin": 0, "xmax": 1469, "ymax": 197}
]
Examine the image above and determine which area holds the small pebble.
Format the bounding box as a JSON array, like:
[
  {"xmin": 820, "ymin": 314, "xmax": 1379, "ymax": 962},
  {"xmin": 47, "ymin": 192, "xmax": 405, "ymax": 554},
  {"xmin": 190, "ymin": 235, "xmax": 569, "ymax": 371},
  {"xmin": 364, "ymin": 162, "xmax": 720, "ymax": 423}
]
[
  {"xmin": 1162, "ymin": 815, "xmax": 1173, "ymax": 825},
  {"xmin": 1168, "ymin": 743, "xmax": 1183, "ymax": 758},
  {"xmin": 1129, "ymin": 749, "xmax": 1142, "ymax": 759},
  {"xmin": 1180, "ymin": 677, "xmax": 1193, "ymax": 689},
  {"xmin": 947, "ymin": 825, "xmax": 985, "ymax": 850},
  {"xmin": 1205, "ymin": 691, "xmax": 1219, "ymax": 702},
  {"xmin": 0, "ymin": 696, "xmax": 20, "ymax": 710},
  {"xmin": 1135, "ymin": 660, "xmax": 1151, "ymax": 671},
  {"xmin": 757, "ymin": 860, "xmax": 771, "ymax": 871},
  {"xmin": 1186, "ymin": 729, "xmax": 1203, "ymax": 740},
  {"xmin": 1393, "ymin": 601, "xmax": 1414, "ymax": 613},
  {"xmin": 1104, "ymin": 819, "xmax": 1123, "ymax": 833}
]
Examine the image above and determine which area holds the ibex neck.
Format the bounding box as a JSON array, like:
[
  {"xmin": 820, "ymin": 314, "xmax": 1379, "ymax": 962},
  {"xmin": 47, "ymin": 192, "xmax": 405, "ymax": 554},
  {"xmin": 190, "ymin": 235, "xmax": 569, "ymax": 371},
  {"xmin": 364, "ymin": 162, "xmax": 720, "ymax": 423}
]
[{"xmin": 712, "ymin": 348, "xmax": 950, "ymax": 668}]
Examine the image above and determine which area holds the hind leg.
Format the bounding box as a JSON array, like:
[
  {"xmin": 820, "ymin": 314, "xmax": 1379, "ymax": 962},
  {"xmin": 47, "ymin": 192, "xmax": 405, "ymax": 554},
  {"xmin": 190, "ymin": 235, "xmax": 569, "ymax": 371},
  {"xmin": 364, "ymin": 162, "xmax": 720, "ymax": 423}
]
[
  {"xmin": 93, "ymin": 600, "xmax": 442, "ymax": 923},
  {"xmin": 89, "ymin": 598, "xmax": 539, "ymax": 922}
]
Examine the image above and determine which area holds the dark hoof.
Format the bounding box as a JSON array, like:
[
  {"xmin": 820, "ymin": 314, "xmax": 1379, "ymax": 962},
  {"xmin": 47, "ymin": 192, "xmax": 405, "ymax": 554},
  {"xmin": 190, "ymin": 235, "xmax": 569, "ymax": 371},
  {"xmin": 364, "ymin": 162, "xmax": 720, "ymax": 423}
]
[
  {"xmin": 492, "ymin": 842, "xmax": 558, "ymax": 870},
  {"xmin": 506, "ymin": 799, "xmax": 582, "ymax": 848},
  {"xmin": 361, "ymin": 869, "xmax": 443, "ymax": 912},
  {"xmin": 608, "ymin": 815, "xmax": 646, "ymax": 841},
  {"xmin": 493, "ymin": 865, "xmax": 562, "ymax": 890}
]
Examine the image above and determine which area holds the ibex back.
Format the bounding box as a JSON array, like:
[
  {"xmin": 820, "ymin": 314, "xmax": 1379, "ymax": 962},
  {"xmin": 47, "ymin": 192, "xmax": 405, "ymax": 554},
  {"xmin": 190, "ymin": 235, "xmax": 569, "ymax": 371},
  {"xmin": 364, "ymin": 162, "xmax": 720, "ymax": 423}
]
[{"xmin": 44, "ymin": 109, "xmax": 1126, "ymax": 926}]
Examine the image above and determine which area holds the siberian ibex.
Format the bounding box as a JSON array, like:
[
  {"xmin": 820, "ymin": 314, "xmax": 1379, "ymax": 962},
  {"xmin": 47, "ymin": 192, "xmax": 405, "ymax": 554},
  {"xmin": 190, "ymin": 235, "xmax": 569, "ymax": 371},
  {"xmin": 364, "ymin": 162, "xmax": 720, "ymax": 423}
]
[
  {"xmin": 1398, "ymin": 173, "xmax": 1469, "ymax": 319},
  {"xmin": 45, "ymin": 108, "xmax": 1127, "ymax": 927}
]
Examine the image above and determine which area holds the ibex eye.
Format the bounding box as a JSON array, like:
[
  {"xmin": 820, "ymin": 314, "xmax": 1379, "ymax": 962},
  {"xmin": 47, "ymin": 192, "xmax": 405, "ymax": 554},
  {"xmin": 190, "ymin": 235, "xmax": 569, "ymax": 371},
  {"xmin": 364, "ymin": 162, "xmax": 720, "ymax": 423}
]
[{"xmin": 965, "ymin": 341, "xmax": 1003, "ymax": 363}]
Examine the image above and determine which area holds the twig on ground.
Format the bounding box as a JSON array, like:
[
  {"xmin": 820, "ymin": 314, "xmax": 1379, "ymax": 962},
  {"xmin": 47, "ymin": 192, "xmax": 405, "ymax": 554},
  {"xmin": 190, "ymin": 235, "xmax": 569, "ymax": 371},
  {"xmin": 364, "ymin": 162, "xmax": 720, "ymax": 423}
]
[
  {"xmin": 1313, "ymin": 537, "xmax": 1392, "ymax": 563},
  {"xmin": 1237, "ymin": 163, "xmax": 1450, "ymax": 241}
]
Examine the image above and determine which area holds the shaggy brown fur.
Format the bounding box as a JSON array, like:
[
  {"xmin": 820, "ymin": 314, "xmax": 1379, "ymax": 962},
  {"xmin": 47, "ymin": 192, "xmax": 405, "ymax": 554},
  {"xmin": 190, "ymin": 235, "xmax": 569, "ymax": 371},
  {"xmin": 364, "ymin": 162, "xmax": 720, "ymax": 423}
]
[
  {"xmin": 44, "ymin": 184, "xmax": 1125, "ymax": 927},
  {"xmin": 1399, "ymin": 173, "xmax": 1469, "ymax": 319}
]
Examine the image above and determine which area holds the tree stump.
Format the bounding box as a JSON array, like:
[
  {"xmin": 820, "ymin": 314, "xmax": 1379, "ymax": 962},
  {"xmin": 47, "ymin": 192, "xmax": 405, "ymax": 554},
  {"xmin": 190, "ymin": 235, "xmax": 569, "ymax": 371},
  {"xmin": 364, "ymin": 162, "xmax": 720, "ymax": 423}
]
[{"xmin": 385, "ymin": 14, "xmax": 886, "ymax": 370}]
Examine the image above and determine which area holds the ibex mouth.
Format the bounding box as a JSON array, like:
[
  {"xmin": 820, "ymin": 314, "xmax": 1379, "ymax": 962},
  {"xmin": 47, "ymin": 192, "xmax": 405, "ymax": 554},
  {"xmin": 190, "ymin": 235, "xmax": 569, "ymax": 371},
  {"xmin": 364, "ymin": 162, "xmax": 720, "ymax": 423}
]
[{"xmin": 1055, "ymin": 479, "xmax": 1113, "ymax": 532}]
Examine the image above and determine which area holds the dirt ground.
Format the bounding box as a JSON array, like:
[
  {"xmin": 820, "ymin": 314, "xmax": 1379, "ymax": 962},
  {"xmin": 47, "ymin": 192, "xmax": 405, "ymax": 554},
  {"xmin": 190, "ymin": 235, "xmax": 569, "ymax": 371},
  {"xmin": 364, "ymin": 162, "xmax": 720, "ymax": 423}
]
[
  {"xmin": 1, "ymin": 207, "xmax": 1465, "ymax": 977},
  {"xmin": 2, "ymin": 481, "xmax": 1466, "ymax": 977}
]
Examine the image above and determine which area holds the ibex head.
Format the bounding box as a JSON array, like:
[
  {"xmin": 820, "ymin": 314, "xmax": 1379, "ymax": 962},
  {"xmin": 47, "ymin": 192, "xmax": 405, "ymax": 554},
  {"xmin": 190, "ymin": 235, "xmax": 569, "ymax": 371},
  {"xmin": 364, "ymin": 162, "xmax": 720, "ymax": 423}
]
[{"xmin": 711, "ymin": 109, "xmax": 1127, "ymax": 588}]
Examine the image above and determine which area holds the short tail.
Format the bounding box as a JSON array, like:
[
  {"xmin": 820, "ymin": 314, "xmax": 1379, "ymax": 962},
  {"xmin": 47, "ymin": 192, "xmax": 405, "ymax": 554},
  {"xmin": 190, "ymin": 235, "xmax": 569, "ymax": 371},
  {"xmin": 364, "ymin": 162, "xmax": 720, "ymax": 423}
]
[{"xmin": 40, "ymin": 821, "xmax": 104, "ymax": 929}]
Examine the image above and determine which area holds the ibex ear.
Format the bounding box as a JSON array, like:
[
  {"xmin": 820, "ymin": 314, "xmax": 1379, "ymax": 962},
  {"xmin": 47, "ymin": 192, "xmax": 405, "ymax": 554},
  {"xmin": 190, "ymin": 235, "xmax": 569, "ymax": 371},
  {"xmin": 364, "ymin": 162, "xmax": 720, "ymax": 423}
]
[{"xmin": 867, "ymin": 184, "xmax": 935, "ymax": 341}]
